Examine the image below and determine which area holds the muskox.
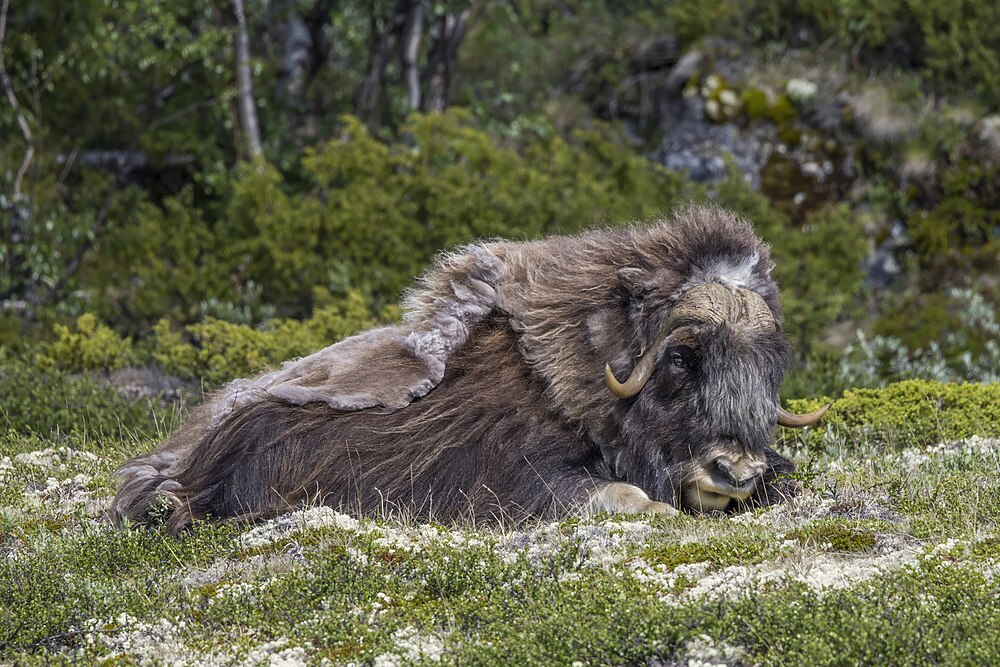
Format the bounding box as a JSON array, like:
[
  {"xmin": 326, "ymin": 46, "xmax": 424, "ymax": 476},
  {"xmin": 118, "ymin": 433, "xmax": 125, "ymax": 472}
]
[{"xmin": 113, "ymin": 205, "xmax": 827, "ymax": 533}]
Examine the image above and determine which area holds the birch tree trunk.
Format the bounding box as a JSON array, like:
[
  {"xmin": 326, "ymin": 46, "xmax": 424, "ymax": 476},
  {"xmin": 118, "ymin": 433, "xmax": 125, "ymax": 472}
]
[
  {"xmin": 0, "ymin": 0, "xmax": 37, "ymax": 302},
  {"xmin": 232, "ymin": 0, "xmax": 263, "ymax": 158},
  {"xmin": 402, "ymin": 0, "xmax": 425, "ymax": 111},
  {"xmin": 0, "ymin": 0, "xmax": 33, "ymax": 198}
]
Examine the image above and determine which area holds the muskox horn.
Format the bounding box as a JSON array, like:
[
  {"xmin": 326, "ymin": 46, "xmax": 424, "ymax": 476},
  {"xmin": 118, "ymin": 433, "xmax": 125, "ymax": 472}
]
[
  {"xmin": 604, "ymin": 322, "xmax": 675, "ymax": 398},
  {"xmin": 776, "ymin": 403, "xmax": 830, "ymax": 428}
]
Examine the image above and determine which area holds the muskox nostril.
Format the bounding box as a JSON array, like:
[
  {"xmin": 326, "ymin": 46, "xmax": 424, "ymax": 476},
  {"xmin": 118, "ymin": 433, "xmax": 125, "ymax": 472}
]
[{"xmin": 713, "ymin": 458, "xmax": 738, "ymax": 486}]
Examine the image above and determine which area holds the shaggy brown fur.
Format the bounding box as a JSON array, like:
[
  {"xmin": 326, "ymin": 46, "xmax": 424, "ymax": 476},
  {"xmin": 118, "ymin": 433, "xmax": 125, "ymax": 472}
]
[{"xmin": 113, "ymin": 205, "xmax": 804, "ymax": 533}]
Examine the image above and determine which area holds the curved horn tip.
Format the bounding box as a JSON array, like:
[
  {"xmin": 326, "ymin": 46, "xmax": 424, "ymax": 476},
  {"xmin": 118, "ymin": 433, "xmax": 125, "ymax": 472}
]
[
  {"xmin": 605, "ymin": 363, "xmax": 637, "ymax": 399},
  {"xmin": 777, "ymin": 402, "xmax": 831, "ymax": 428}
]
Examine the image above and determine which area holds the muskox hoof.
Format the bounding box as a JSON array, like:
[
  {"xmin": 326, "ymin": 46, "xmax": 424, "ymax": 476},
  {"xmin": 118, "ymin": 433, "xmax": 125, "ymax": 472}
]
[
  {"xmin": 636, "ymin": 499, "xmax": 680, "ymax": 517},
  {"xmin": 586, "ymin": 482, "xmax": 679, "ymax": 518}
]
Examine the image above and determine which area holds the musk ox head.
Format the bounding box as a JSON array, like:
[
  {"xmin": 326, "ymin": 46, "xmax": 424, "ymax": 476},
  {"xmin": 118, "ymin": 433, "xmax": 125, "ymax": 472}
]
[
  {"xmin": 601, "ymin": 281, "xmax": 826, "ymax": 513},
  {"xmin": 559, "ymin": 209, "xmax": 831, "ymax": 515}
]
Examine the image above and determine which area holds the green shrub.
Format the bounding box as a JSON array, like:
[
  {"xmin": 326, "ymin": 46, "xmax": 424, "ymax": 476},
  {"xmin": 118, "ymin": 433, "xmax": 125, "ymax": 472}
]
[
  {"xmin": 0, "ymin": 355, "xmax": 165, "ymax": 438},
  {"xmin": 909, "ymin": 196, "xmax": 997, "ymax": 261},
  {"xmin": 745, "ymin": 0, "xmax": 1000, "ymax": 108},
  {"xmin": 666, "ymin": 0, "xmax": 735, "ymax": 49},
  {"xmin": 838, "ymin": 289, "xmax": 1000, "ymax": 388},
  {"xmin": 82, "ymin": 112, "xmax": 689, "ymax": 330},
  {"xmin": 81, "ymin": 183, "xmax": 236, "ymax": 331},
  {"xmin": 299, "ymin": 112, "xmax": 689, "ymax": 303},
  {"xmin": 151, "ymin": 290, "xmax": 382, "ymax": 385},
  {"xmin": 35, "ymin": 314, "xmax": 135, "ymax": 373},
  {"xmin": 786, "ymin": 379, "xmax": 1000, "ymax": 447}
]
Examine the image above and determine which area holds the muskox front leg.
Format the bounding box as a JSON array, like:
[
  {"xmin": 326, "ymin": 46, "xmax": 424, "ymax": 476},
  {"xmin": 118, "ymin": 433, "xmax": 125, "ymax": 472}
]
[{"xmin": 584, "ymin": 482, "xmax": 679, "ymax": 518}]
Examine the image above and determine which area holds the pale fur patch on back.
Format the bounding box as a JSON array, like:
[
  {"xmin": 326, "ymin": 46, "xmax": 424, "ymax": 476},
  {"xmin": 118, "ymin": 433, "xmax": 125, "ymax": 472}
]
[{"xmin": 209, "ymin": 244, "xmax": 505, "ymax": 430}]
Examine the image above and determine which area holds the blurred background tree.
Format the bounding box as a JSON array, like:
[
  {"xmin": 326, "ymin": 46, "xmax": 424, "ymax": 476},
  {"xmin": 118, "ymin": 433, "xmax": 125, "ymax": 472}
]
[{"xmin": 1, "ymin": 0, "xmax": 997, "ymax": 397}]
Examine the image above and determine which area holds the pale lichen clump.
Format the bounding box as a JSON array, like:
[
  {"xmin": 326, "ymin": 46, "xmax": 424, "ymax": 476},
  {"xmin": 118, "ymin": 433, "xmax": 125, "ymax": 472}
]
[
  {"xmin": 76, "ymin": 614, "xmax": 194, "ymax": 666},
  {"xmin": 679, "ymin": 634, "xmax": 747, "ymax": 667},
  {"xmin": 899, "ymin": 435, "xmax": 1000, "ymax": 472},
  {"xmin": 785, "ymin": 78, "xmax": 818, "ymax": 105},
  {"xmin": 238, "ymin": 506, "xmax": 361, "ymax": 549},
  {"xmin": 366, "ymin": 626, "xmax": 447, "ymax": 667},
  {"xmin": 10, "ymin": 447, "xmax": 100, "ymax": 471}
]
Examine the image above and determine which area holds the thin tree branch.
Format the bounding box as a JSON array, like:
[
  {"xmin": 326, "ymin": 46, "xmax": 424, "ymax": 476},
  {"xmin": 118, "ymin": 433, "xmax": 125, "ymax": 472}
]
[
  {"xmin": 232, "ymin": 0, "xmax": 263, "ymax": 158},
  {"xmin": 146, "ymin": 97, "xmax": 220, "ymax": 133},
  {"xmin": 356, "ymin": 0, "xmax": 411, "ymax": 124},
  {"xmin": 57, "ymin": 144, "xmax": 81, "ymax": 186},
  {"xmin": 422, "ymin": 2, "xmax": 475, "ymax": 113},
  {"xmin": 0, "ymin": 0, "xmax": 35, "ymax": 199}
]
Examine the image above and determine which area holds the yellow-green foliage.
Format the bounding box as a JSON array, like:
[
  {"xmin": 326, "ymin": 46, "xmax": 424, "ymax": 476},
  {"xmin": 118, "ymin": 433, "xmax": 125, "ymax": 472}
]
[
  {"xmin": 35, "ymin": 314, "xmax": 135, "ymax": 373},
  {"xmin": 788, "ymin": 519, "xmax": 882, "ymax": 552},
  {"xmin": 788, "ymin": 380, "xmax": 1000, "ymax": 446},
  {"xmin": 84, "ymin": 184, "xmax": 231, "ymax": 327},
  {"xmin": 34, "ymin": 291, "xmax": 380, "ymax": 386},
  {"xmin": 152, "ymin": 290, "xmax": 381, "ymax": 385}
]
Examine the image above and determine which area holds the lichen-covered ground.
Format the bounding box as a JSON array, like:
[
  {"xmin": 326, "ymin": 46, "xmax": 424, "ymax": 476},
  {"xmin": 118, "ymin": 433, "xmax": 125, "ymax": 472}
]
[{"xmin": 2, "ymin": 426, "xmax": 1000, "ymax": 666}]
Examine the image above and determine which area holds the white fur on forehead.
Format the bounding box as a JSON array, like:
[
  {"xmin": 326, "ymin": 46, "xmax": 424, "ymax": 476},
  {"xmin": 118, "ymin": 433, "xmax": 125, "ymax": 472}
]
[{"xmin": 671, "ymin": 251, "xmax": 772, "ymax": 301}]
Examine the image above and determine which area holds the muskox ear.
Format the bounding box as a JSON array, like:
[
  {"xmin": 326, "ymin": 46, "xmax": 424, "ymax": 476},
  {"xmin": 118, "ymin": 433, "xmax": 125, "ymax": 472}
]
[{"xmin": 616, "ymin": 266, "xmax": 652, "ymax": 299}]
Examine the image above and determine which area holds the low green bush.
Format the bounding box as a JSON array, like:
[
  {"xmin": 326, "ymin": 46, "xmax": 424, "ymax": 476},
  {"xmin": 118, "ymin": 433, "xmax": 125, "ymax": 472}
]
[
  {"xmin": 0, "ymin": 354, "xmax": 165, "ymax": 438},
  {"xmin": 787, "ymin": 379, "xmax": 1000, "ymax": 447},
  {"xmin": 151, "ymin": 290, "xmax": 384, "ymax": 385},
  {"xmin": 744, "ymin": 0, "xmax": 1000, "ymax": 108},
  {"xmin": 34, "ymin": 290, "xmax": 384, "ymax": 388},
  {"xmin": 80, "ymin": 111, "xmax": 691, "ymax": 330},
  {"xmin": 34, "ymin": 314, "xmax": 136, "ymax": 373}
]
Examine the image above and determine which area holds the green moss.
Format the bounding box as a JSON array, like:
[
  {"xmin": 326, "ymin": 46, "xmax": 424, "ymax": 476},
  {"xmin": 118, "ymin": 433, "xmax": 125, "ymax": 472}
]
[
  {"xmin": 742, "ymin": 88, "xmax": 770, "ymax": 119},
  {"xmin": 641, "ymin": 533, "xmax": 779, "ymax": 570},
  {"xmin": 787, "ymin": 380, "xmax": 1000, "ymax": 447},
  {"xmin": 787, "ymin": 520, "xmax": 882, "ymax": 552},
  {"xmin": 970, "ymin": 537, "xmax": 1000, "ymax": 560},
  {"xmin": 769, "ymin": 93, "xmax": 797, "ymax": 125}
]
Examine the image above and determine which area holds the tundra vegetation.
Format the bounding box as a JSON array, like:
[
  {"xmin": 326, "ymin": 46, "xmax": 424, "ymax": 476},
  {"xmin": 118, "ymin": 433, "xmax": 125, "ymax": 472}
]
[{"xmin": 1, "ymin": 0, "xmax": 999, "ymax": 664}]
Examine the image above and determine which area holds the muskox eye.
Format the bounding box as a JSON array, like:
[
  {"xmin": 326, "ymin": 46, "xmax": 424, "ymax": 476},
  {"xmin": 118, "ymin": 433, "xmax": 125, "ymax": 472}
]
[{"xmin": 669, "ymin": 352, "xmax": 685, "ymax": 368}]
